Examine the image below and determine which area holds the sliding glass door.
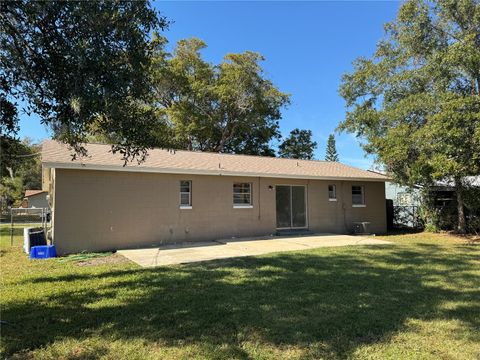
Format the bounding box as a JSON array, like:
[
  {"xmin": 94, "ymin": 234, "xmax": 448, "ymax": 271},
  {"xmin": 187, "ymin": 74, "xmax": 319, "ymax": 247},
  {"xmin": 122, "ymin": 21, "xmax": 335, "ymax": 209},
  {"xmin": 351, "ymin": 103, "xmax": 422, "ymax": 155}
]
[{"xmin": 275, "ymin": 185, "xmax": 307, "ymax": 229}]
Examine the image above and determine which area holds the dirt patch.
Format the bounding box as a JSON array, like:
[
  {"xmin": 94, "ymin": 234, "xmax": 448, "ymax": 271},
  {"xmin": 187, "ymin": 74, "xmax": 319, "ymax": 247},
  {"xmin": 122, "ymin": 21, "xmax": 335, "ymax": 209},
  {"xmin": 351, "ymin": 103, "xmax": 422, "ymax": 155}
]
[
  {"xmin": 445, "ymin": 232, "xmax": 480, "ymax": 245},
  {"xmin": 76, "ymin": 253, "xmax": 132, "ymax": 267},
  {"xmin": 464, "ymin": 236, "xmax": 480, "ymax": 245}
]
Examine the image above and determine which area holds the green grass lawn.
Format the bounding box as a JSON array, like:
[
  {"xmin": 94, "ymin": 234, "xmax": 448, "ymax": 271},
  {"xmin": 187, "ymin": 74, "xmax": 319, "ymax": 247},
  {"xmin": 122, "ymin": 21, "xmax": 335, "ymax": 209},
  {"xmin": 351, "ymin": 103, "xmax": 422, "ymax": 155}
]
[{"xmin": 1, "ymin": 225, "xmax": 479, "ymax": 359}]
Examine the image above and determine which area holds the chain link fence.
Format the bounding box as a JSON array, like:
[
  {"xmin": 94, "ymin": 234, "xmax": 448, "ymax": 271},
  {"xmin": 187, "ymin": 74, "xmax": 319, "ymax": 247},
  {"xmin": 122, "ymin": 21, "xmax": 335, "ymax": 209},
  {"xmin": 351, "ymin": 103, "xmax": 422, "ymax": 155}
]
[
  {"xmin": 387, "ymin": 200, "xmax": 423, "ymax": 231},
  {"xmin": 8, "ymin": 208, "xmax": 50, "ymax": 246},
  {"xmin": 393, "ymin": 205, "xmax": 423, "ymax": 229}
]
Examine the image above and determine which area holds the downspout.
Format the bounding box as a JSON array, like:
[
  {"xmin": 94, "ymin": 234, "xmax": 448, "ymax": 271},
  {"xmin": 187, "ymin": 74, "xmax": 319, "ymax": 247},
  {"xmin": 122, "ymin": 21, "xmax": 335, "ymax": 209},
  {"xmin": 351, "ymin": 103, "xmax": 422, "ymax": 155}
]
[
  {"xmin": 51, "ymin": 168, "xmax": 56, "ymax": 244},
  {"xmin": 307, "ymin": 179, "xmax": 310, "ymax": 229},
  {"xmin": 258, "ymin": 177, "xmax": 261, "ymax": 220},
  {"xmin": 342, "ymin": 181, "xmax": 348, "ymax": 233}
]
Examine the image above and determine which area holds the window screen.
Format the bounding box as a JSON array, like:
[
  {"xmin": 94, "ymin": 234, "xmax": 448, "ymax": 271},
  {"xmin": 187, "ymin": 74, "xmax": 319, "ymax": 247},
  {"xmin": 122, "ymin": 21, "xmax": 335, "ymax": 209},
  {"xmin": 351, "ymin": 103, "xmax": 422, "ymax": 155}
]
[
  {"xmin": 180, "ymin": 181, "xmax": 192, "ymax": 206},
  {"xmin": 352, "ymin": 185, "xmax": 365, "ymax": 205},
  {"xmin": 233, "ymin": 183, "xmax": 252, "ymax": 205},
  {"xmin": 328, "ymin": 185, "xmax": 336, "ymax": 200}
]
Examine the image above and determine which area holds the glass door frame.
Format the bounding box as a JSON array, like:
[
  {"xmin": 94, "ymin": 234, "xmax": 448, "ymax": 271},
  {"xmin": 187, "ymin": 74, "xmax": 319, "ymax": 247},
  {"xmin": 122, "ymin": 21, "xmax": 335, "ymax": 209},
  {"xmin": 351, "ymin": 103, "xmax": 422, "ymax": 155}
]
[{"xmin": 275, "ymin": 184, "xmax": 309, "ymax": 230}]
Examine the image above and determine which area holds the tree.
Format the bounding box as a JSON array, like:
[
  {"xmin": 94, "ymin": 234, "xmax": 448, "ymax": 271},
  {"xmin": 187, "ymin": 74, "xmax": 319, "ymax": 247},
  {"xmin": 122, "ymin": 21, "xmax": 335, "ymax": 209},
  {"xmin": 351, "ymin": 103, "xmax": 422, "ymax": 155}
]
[
  {"xmin": 150, "ymin": 37, "xmax": 289, "ymax": 155},
  {"xmin": 0, "ymin": 138, "xmax": 41, "ymax": 211},
  {"xmin": 1, "ymin": 136, "xmax": 30, "ymax": 178},
  {"xmin": 339, "ymin": 0, "xmax": 480, "ymax": 233},
  {"xmin": 0, "ymin": 1, "xmax": 168, "ymax": 162},
  {"xmin": 325, "ymin": 134, "xmax": 340, "ymax": 161},
  {"xmin": 278, "ymin": 129, "xmax": 317, "ymax": 160},
  {"xmin": 0, "ymin": 176, "xmax": 23, "ymax": 210}
]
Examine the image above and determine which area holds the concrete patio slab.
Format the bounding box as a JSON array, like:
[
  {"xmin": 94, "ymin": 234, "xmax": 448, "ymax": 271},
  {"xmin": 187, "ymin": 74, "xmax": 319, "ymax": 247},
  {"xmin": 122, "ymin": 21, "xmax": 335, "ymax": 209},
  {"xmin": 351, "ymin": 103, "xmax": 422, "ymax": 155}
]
[{"xmin": 118, "ymin": 234, "xmax": 392, "ymax": 268}]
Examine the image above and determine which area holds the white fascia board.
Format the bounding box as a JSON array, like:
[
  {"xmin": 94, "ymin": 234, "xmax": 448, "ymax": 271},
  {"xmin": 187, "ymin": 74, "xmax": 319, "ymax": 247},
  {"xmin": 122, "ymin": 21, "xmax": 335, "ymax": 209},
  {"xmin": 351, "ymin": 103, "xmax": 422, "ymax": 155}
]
[{"xmin": 42, "ymin": 161, "xmax": 388, "ymax": 182}]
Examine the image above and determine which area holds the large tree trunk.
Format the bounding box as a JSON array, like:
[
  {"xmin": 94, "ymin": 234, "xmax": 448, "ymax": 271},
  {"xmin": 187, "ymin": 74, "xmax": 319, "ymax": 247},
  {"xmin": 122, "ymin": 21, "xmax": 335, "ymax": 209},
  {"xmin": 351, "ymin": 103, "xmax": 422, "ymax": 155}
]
[
  {"xmin": 455, "ymin": 178, "xmax": 466, "ymax": 234},
  {"xmin": 6, "ymin": 167, "xmax": 14, "ymax": 179}
]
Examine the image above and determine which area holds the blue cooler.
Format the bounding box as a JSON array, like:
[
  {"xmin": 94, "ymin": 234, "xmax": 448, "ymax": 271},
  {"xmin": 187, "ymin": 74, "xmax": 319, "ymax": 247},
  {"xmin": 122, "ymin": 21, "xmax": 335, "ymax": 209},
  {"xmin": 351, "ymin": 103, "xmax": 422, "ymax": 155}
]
[{"xmin": 30, "ymin": 245, "xmax": 57, "ymax": 259}]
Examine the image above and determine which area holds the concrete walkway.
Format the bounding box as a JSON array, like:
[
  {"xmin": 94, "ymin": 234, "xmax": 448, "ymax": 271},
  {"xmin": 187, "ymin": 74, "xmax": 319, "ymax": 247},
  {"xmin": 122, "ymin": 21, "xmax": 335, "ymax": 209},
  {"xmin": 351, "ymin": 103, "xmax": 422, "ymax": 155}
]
[{"xmin": 118, "ymin": 234, "xmax": 392, "ymax": 268}]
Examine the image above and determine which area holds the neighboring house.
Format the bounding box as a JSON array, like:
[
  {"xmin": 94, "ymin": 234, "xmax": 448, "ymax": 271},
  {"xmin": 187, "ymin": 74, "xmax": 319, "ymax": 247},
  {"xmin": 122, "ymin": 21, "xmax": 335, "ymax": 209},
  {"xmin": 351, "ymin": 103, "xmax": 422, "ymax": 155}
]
[
  {"xmin": 385, "ymin": 176, "xmax": 479, "ymax": 208},
  {"xmin": 42, "ymin": 140, "xmax": 389, "ymax": 255},
  {"xmin": 23, "ymin": 190, "xmax": 49, "ymax": 209},
  {"xmin": 430, "ymin": 176, "xmax": 480, "ymax": 207},
  {"xmin": 428, "ymin": 177, "xmax": 480, "ymax": 231},
  {"xmin": 381, "ymin": 176, "xmax": 479, "ymax": 230},
  {"xmin": 385, "ymin": 182, "xmax": 421, "ymax": 207},
  {"xmin": 384, "ymin": 181, "xmax": 422, "ymax": 229}
]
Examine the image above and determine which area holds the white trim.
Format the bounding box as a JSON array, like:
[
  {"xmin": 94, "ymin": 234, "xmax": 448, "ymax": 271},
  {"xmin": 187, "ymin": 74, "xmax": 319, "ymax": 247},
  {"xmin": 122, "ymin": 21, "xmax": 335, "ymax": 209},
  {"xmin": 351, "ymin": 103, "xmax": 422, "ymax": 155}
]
[
  {"xmin": 276, "ymin": 226, "xmax": 309, "ymax": 230},
  {"xmin": 43, "ymin": 162, "xmax": 388, "ymax": 182},
  {"xmin": 179, "ymin": 180, "xmax": 192, "ymax": 207},
  {"xmin": 233, "ymin": 182, "xmax": 253, "ymax": 207},
  {"xmin": 179, "ymin": 206, "xmax": 192, "ymax": 210},
  {"xmin": 352, "ymin": 185, "xmax": 365, "ymax": 206},
  {"xmin": 328, "ymin": 184, "xmax": 337, "ymax": 201},
  {"xmin": 233, "ymin": 205, "xmax": 253, "ymax": 209}
]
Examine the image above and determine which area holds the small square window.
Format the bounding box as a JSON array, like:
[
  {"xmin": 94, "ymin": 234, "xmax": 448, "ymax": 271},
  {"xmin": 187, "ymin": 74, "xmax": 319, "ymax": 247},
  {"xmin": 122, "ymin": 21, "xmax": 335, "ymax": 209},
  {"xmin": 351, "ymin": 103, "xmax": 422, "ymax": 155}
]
[
  {"xmin": 352, "ymin": 185, "xmax": 365, "ymax": 206},
  {"xmin": 180, "ymin": 180, "xmax": 192, "ymax": 207},
  {"xmin": 233, "ymin": 183, "xmax": 252, "ymax": 206},
  {"xmin": 328, "ymin": 185, "xmax": 336, "ymax": 200}
]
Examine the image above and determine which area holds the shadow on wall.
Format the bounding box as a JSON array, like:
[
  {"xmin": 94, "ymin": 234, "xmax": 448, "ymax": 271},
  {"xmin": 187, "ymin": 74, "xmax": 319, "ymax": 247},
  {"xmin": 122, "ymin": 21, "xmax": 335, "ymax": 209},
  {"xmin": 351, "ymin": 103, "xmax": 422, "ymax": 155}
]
[{"xmin": 2, "ymin": 244, "xmax": 480, "ymax": 358}]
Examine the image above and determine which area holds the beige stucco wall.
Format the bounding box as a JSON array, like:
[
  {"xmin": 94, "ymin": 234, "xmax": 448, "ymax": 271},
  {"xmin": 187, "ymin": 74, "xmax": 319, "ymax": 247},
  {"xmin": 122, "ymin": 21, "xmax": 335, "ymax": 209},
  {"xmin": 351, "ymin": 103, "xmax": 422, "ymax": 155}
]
[
  {"xmin": 42, "ymin": 167, "xmax": 50, "ymax": 192},
  {"xmin": 52, "ymin": 169, "xmax": 386, "ymax": 254}
]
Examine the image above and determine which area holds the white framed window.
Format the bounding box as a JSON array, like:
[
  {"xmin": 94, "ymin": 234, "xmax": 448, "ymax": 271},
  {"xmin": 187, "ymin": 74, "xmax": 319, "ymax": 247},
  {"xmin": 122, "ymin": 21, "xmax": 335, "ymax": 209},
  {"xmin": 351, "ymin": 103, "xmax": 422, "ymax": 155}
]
[
  {"xmin": 180, "ymin": 180, "xmax": 192, "ymax": 208},
  {"xmin": 328, "ymin": 184, "xmax": 337, "ymax": 201},
  {"xmin": 352, "ymin": 185, "xmax": 365, "ymax": 207},
  {"xmin": 233, "ymin": 183, "xmax": 252, "ymax": 208}
]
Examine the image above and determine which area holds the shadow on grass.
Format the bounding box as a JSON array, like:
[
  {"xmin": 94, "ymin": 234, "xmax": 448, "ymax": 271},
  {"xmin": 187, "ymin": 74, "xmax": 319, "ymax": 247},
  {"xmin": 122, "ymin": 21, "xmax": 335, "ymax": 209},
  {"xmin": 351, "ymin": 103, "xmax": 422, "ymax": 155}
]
[{"xmin": 2, "ymin": 245, "xmax": 479, "ymax": 359}]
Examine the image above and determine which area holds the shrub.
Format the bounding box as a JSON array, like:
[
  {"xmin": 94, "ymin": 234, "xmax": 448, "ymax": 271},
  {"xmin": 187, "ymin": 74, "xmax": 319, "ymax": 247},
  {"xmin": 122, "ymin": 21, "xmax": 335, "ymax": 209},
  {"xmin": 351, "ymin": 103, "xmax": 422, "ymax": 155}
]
[{"xmin": 424, "ymin": 223, "xmax": 439, "ymax": 233}]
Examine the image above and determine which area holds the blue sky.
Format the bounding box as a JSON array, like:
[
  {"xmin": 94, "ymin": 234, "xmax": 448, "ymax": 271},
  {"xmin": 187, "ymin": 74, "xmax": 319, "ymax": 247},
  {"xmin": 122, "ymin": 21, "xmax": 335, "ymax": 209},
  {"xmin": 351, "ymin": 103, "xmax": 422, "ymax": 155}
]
[{"xmin": 19, "ymin": 1, "xmax": 400, "ymax": 169}]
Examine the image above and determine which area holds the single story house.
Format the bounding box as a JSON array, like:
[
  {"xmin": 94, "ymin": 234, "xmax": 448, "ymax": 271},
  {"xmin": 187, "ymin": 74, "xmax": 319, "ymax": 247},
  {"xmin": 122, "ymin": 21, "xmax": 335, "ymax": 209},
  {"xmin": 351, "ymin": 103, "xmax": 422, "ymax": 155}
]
[
  {"xmin": 42, "ymin": 140, "xmax": 389, "ymax": 255},
  {"xmin": 22, "ymin": 190, "xmax": 49, "ymax": 209}
]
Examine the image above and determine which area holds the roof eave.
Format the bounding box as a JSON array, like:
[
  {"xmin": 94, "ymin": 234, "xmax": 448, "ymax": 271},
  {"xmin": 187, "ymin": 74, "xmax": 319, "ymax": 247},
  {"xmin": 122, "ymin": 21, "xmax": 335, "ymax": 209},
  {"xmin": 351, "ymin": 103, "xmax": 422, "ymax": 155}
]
[{"xmin": 42, "ymin": 161, "xmax": 389, "ymax": 182}]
